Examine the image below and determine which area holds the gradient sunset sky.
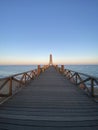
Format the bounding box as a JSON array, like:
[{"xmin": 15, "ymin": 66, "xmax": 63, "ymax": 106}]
[{"xmin": 0, "ymin": 0, "xmax": 98, "ymax": 65}]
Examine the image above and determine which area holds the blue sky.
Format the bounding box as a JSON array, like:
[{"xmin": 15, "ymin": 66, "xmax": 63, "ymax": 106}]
[{"xmin": 0, "ymin": 0, "xmax": 98, "ymax": 65}]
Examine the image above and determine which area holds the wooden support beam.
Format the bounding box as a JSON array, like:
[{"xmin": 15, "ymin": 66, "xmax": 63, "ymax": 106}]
[
  {"xmin": 61, "ymin": 65, "xmax": 64, "ymax": 73},
  {"xmin": 9, "ymin": 77, "xmax": 12, "ymax": 96},
  {"xmin": 69, "ymin": 73, "xmax": 75, "ymax": 80},
  {"xmin": 91, "ymin": 78, "xmax": 94, "ymax": 97},
  {"xmin": 13, "ymin": 78, "xmax": 25, "ymax": 85},
  {"xmin": 32, "ymin": 71, "xmax": 36, "ymax": 78},
  {"xmin": 24, "ymin": 74, "xmax": 26, "ymax": 83},
  {"xmin": 75, "ymin": 73, "xmax": 78, "ymax": 85},
  {"xmin": 0, "ymin": 68, "xmax": 39, "ymax": 99},
  {"xmin": 77, "ymin": 77, "xmax": 91, "ymax": 85},
  {"xmin": 76, "ymin": 74, "xmax": 86, "ymax": 89},
  {"xmin": 26, "ymin": 73, "xmax": 32, "ymax": 80},
  {"xmin": 20, "ymin": 74, "xmax": 25, "ymax": 83},
  {"xmin": 0, "ymin": 79, "xmax": 9, "ymax": 90},
  {"xmin": 37, "ymin": 65, "xmax": 41, "ymax": 76}
]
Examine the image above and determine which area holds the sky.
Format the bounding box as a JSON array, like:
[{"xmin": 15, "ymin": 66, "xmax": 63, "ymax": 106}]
[{"xmin": 0, "ymin": 0, "xmax": 98, "ymax": 65}]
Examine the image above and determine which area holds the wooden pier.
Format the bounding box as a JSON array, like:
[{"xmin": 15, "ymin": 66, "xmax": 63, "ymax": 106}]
[{"xmin": 0, "ymin": 66, "xmax": 98, "ymax": 129}]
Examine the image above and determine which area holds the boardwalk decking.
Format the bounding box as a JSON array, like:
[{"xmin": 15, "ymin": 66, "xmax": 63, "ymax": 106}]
[{"xmin": 0, "ymin": 66, "xmax": 98, "ymax": 130}]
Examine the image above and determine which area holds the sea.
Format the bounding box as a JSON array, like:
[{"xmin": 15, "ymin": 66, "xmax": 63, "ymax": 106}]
[
  {"xmin": 0, "ymin": 65, "xmax": 37, "ymax": 78},
  {"xmin": 65, "ymin": 65, "xmax": 98, "ymax": 78},
  {"xmin": 0, "ymin": 65, "xmax": 98, "ymax": 79}
]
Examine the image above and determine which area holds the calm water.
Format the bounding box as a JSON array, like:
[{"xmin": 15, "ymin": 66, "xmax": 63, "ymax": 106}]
[
  {"xmin": 0, "ymin": 65, "xmax": 37, "ymax": 78},
  {"xmin": 0, "ymin": 65, "xmax": 98, "ymax": 78},
  {"xmin": 65, "ymin": 65, "xmax": 98, "ymax": 78}
]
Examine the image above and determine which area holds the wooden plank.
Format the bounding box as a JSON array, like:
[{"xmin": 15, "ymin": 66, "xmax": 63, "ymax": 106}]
[
  {"xmin": 0, "ymin": 66, "xmax": 98, "ymax": 130},
  {"xmin": 0, "ymin": 118, "xmax": 98, "ymax": 130},
  {"xmin": 0, "ymin": 94, "xmax": 9, "ymax": 97}
]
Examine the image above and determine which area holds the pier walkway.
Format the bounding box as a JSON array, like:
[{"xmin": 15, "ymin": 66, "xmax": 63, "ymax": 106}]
[{"xmin": 0, "ymin": 66, "xmax": 98, "ymax": 130}]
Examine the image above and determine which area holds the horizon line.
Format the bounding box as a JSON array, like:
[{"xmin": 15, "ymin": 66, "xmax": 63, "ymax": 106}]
[{"xmin": 0, "ymin": 63, "xmax": 98, "ymax": 66}]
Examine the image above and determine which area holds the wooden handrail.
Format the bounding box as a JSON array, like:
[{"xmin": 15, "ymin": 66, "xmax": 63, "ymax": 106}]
[
  {"xmin": 64, "ymin": 68, "xmax": 98, "ymax": 80},
  {"xmin": 0, "ymin": 65, "xmax": 49, "ymax": 99},
  {"xmin": 56, "ymin": 65, "xmax": 98, "ymax": 97},
  {"xmin": 0, "ymin": 69, "xmax": 37, "ymax": 81},
  {"xmin": 0, "ymin": 69, "xmax": 38, "ymax": 98}
]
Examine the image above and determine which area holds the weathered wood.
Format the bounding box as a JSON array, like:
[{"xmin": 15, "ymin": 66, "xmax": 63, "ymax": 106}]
[
  {"xmin": 69, "ymin": 73, "xmax": 76, "ymax": 80},
  {"xmin": 76, "ymin": 73, "xmax": 87, "ymax": 89},
  {"xmin": 0, "ymin": 69, "xmax": 38, "ymax": 97},
  {"xmin": 20, "ymin": 74, "xmax": 25, "ymax": 83},
  {"xmin": 91, "ymin": 78, "xmax": 94, "ymax": 97},
  {"xmin": 0, "ymin": 66, "xmax": 98, "ymax": 130},
  {"xmin": 61, "ymin": 65, "xmax": 64, "ymax": 73},
  {"xmin": 77, "ymin": 77, "xmax": 91, "ymax": 85},
  {"xmin": 12, "ymin": 77, "xmax": 25, "ymax": 85},
  {"xmin": 75, "ymin": 73, "xmax": 78, "ymax": 84},
  {"xmin": 26, "ymin": 73, "xmax": 32, "ymax": 80},
  {"xmin": 9, "ymin": 77, "xmax": 12, "ymax": 96},
  {"xmin": 0, "ymin": 79, "xmax": 9, "ymax": 90},
  {"xmin": 61, "ymin": 67, "xmax": 98, "ymax": 97},
  {"xmin": 0, "ymin": 70, "xmax": 37, "ymax": 81},
  {"xmin": 37, "ymin": 65, "xmax": 41, "ymax": 76}
]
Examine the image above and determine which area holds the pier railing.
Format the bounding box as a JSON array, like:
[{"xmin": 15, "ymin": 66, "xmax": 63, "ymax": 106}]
[
  {"xmin": 0, "ymin": 65, "xmax": 49, "ymax": 102},
  {"xmin": 1, "ymin": 64, "xmax": 97, "ymax": 103},
  {"xmin": 56, "ymin": 65, "xmax": 98, "ymax": 97},
  {"xmin": 0, "ymin": 70, "xmax": 37, "ymax": 99}
]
